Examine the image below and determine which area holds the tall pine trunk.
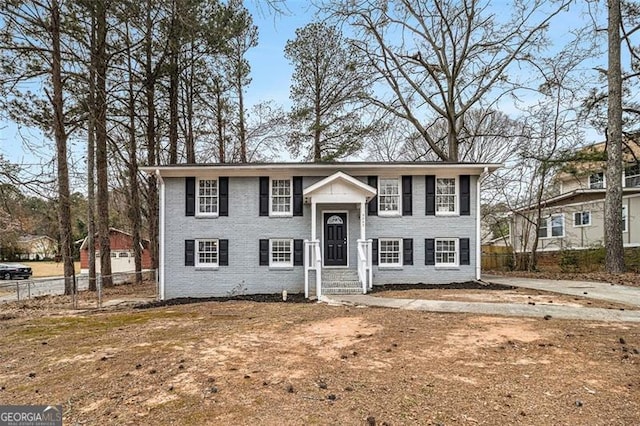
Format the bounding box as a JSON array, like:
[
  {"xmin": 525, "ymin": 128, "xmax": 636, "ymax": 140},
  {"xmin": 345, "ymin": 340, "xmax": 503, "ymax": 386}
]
[
  {"xmin": 605, "ymin": 0, "xmax": 625, "ymax": 273},
  {"xmin": 87, "ymin": 7, "xmax": 97, "ymax": 291},
  {"xmin": 144, "ymin": 1, "xmax": 159, "ymax": 270},
  {"xmin": 95, "ymin": 0, "xmax": 113, "ymax": 287},
  {"xmin": 125, "ymin": 21, "xmax": 143, "ymax": 285},
  {"xmin": 50, "ymin": 0, "xmax": 75, "ymax": 295}
]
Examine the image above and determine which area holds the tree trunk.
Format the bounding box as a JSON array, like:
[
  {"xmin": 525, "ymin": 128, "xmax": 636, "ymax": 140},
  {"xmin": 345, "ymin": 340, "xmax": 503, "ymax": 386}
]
[
  {"xmin": 185, "ymin": 43, "xmax": 196, "ymax": 164},
  {"xmin": 125, "ymin": 21, "xmax": 143, "ymax": 285},
  {"xmin": 168, "ymin": 0, "xmax": 180, "ymax": 164},
  {"xmin": 50, "ymin": 0, "xmax": 76, "ymax": 295},
  {"xmin": 215, "ymin": 78, "xmax": 226, "ymax": 163},
  {"xmin": 87, "ymin": 6, "xmax": 97, "ymax": 291},
  {"xmin": 144, "ymin": 1, "xmax": 159, "ymax": 270},
  {"xmin": 237, "ymin": 69, "xmax": 247, "ymax": 163},
  {"xmin": 95, "ymin": 0, "xmax": 113, "ymax": 287},
  {"xmin": 605, "ymin": 0, "xmax": 625, "ymax": 273}
]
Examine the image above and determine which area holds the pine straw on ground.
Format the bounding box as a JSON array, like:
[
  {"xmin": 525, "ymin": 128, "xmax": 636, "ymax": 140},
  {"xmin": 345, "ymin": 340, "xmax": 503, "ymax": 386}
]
[
  {"xmin": 486, "ymin": 270, "xmax": 640, "ymax": 287},
  {"xmin": 0, "ymin": 298, "xmax": 639, "ymax": 425}
]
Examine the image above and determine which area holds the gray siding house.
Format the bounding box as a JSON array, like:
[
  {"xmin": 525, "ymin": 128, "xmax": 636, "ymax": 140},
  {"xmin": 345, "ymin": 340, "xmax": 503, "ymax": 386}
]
[{"xmin": 143, "ymin": 163, "xmax": 499, "ymax": 300}]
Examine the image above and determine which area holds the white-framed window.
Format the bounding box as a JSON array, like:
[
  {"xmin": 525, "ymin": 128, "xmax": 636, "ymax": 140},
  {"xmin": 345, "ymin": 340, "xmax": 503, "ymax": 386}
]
[
  {"xmin": 435, "ymin": 238, "xmax": 458, "ymax": 267},
  {"xmin": 589, "ymin": 172, "xmax": 604, "ymax": 189},
  {"xmin": 270, "ymin": 239, "xmax": 293, "ymax": 267},
  {"xmin": 110, "ymin": 252, "xmax": 116, "ymax": 258},
  {"xmin": 270, "ymin": 178, "xmax": 292, "ymax": 216},
  {"xmin": 378, "ymin": 238, "xmax": 402, "ymax": 267},
  {"xmin": 622, "ymin": 204, "xmax": 628, "ymax": 233},
  {"xmin": 538, "ymin": 214, "xmax": 564, "ymax": 238},
  {"xmin": 378, "ymin": 178, "xmax": 401, "ymax": 215},
  {"xmin": 436, "ymin": 177, "xmax": 457, "ymax": 214},
  {"xmin": 624, "ymin": 163, "xmax": 640, "ymax": 188},
  {"xmin": 573, "ymin": 211, "xmax": 591, "ymax": 227},
  {"xmin": 196, "ymin": 239, "xmax": 219, "ymax": 267},
  {"xmin": 197, "ymin": 178, "xmax": 218, "ymax": 216}
]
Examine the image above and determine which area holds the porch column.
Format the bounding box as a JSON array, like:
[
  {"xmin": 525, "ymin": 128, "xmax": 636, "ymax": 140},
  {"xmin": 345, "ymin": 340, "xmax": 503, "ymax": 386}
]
[
  {"xmin": 360, "ymin": 200, "xmax": 366, "ymax": 240},
  {"xmin": 311, "ymin": 199, "xmax": 317, "ymax": 240}
]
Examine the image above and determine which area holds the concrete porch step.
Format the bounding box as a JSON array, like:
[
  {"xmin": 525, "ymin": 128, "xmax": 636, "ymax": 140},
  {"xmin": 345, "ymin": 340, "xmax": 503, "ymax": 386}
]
[{"xmin": 321, "ymin": 269, "xmax": 362, "ymax": 295}]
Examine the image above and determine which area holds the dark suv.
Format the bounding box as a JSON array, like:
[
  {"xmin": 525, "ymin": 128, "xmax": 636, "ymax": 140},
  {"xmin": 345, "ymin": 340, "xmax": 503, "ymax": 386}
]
[{"xmin": 0, "ymin": 263, "xmax": 33, "ymax": 280}]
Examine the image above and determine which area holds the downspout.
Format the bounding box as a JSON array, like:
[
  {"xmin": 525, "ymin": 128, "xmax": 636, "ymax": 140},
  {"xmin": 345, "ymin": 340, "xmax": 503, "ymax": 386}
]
[
  {"xmin": 156, "ymin": 169, "xmax": 166, "ymax": 300},
  {"xmin": 476, "ymin": 167, "xmax": 489, "ymax": 280}
]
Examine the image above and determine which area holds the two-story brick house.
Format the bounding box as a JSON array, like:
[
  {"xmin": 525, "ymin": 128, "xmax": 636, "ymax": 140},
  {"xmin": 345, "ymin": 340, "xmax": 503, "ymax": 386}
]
[{"xmin": 143, "ymin": 162, "xmax": 499, "ymax": 300}]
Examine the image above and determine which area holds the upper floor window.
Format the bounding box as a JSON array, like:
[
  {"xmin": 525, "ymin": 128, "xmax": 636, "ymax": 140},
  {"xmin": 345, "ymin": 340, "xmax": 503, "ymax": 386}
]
[
  {"xmin": 435, "ymin": 238, "xmax": 458, "ymax": 267},
  {"xmin": 197, "ymin": 239, "xmax": 219, "ymax": 267},
  {"xmin": 270, "ymin": 179, "xmax": 292, "ymax": 216},
  {"xmin": 573, "ymin": 211, "xmax": 591, "ymax": 227},
  {"xmin": 379, "ymin": 238, "xmax": 402, "ymax": 267},
  {"xmin": 378, "ymin": 178, "xmax": 400, "ymax": 215},
  {"xmin": 538, "ymin": 214, "xmax": 564, "ymax": 238},
  {"xmin": 436, "ymin": 178, "xmax": 457, "ymax": 214},
  {"xmin": 270, "ymin": 239, "xmax": 293, "ymax": 267},
  {"xmin": 588, "ymin": 172, "xmax": 604, "ymax": 189},
  {"xmin": 198, "ymin": 179, "xmax": 218, "ymax": 216},
  {"xmin": 625, "ymin": 163, "xmax": 640, "ymax": 188}
]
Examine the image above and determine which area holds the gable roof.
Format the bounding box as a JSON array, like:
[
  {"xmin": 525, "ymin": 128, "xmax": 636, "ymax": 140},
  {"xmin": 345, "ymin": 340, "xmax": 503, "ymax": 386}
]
[
  {"xmin": 141, "ymin": 161, "xmax": 501, "ymax": 178},
  {"xmin": 303, "ymin": 171, "xmax": 377, "ymax": 199},
  {"xmin": 515, "ymin": 187, "xmax": 640, "ymax": 212}
]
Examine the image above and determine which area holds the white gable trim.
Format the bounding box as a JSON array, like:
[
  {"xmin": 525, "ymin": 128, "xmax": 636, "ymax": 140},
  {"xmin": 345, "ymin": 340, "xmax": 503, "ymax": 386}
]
[{"xmin": 303, "ymin": 171, "xmax": 376, "ymax": 204}]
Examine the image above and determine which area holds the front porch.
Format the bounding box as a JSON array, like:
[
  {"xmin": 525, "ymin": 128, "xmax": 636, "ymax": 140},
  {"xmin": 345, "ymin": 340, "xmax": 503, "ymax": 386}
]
[{"xmin": 302, "ymin": 172, "xmax": 376, "ymax": 299}]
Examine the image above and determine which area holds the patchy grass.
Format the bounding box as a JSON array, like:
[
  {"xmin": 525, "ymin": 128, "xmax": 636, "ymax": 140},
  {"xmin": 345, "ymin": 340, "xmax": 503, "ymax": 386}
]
[{"xmin": 0, "ymin": 300, "xmax": 639, "ymax": 425}]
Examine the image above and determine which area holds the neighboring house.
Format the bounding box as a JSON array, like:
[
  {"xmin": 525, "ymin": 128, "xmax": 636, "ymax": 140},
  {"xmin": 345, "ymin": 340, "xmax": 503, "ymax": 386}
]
[
  {"xmin": 142, "ymin": 162, "xmax": 500, "ymax": 300},
  {"xmin": 15, "ymin": 235, "xmax": 57, "ymax": 260},
  {"xmin": 511, "ymin": 142, "xmax": 640, "ymax": 253},
  {"xmin": 79, "ymin": 228, "xmax": 152, "ymax": 274}
]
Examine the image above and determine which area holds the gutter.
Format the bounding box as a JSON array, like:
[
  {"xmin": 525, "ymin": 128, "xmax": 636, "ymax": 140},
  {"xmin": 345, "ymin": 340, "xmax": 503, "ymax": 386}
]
[
  {"xmin": 156, "ymin": 169, "xmax": 165, "ymax": 301},
  {"xmin": 476, "ymin": 167, "xmax": 489, "ymax": 280}
]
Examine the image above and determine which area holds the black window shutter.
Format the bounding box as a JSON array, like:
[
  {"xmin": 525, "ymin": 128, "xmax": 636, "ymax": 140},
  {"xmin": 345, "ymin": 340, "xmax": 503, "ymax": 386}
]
[
  {"xmin": 425, "ymin": 238, "xmax": 435, "ymax": 265},
  {"xmin": 368, "ymin": 176, "xmax": 378, "ymax": 216},
  {"xmin": 403, "ymin": 238, "xmax": 413, "ymax": 265},
  {"xmin": 219, "ymin": 177, "xmax": 229, "ymax": 216},
  {"xmin": 371, "ymin": 238, "xmax": 378, "ymax": 265},
  {"xmin": 185, "ymin": 239, "xmax": 195, "ymax": 266},
  {"xmin": 259, "ymin": 177, "xmax": 269, "ymax": 216},
  {"xmin": 460, "ymin": 175, "xmax": 470, "ymax": 216},
  {"xmin": 460, "ymin": 238, "xmax": 470, "ymax": 265},
  {"xmin": 259, "ymin": 239, "xmax": 269, "ymax": 265},
  {"xmin": 293, "ymin": 239, "xmax": 304, "ymax": 265},
  {"xmin": 425, "ymin": 175, "xmax": 435, "ymax": 216},
  {"xmin": 219, "ymin": 239, "xmax": 229, "ymax": 266},
  {"xmin": 185, "ymin": 177, "xmax": 196, "ymax": 216},
  {"xmin": 402, "ymin": 176, "xmax": 412, "ymax": 216},
  {"xmin": 293, "ymin": 177, "xmax": 303, "ymax": 216}
]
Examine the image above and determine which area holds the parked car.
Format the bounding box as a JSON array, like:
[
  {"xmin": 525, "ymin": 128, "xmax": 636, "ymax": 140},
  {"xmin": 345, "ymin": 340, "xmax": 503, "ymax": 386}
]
[{"xmin": 0, "ymin": 263, "xmax": 33, "ymax": 280}]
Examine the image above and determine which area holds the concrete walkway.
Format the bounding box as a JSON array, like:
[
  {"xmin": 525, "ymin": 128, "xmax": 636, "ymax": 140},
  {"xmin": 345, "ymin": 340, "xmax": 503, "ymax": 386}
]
[
  {"xmin": 327, "ymin": 275, "xmax": 640, "ymax": 322},
  {"xmin": 483, "ymin": 275, "xmax": 640, "ymax": 308},
  {"xmin": 327, "ymin": 295, "xmax": 640, "ymax": 322}
]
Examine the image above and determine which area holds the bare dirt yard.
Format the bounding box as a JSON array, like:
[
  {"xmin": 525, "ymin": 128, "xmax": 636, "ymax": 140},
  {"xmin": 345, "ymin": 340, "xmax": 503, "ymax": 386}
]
[{"xmin": 0, "ymin": 282, "xmax": 639, "ymax": 425}]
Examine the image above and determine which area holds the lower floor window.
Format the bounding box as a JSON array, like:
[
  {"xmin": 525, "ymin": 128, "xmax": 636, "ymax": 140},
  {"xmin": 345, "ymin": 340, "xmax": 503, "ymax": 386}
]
[
  {"xmin": 270, "ymin": 239, "xmax": 293, "ymax": 267},
  {"xmin": 573, "ymin": 211, "xmax": 591, "ymax": 227},
  {"xmin": 435, "ymin": 239, "xmax": 457, "ymax": 266},
  {"xmin": 379, "ymin": 238, "xmax": 402, "ymax": 266},
  {"xmin": 197, "ymin": 239, "xmax": 218, "ymax": 267}
]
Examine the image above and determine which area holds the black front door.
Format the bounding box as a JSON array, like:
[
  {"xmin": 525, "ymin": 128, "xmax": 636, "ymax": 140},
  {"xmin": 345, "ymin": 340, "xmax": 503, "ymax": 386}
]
[{"xmin": 324, "ymin": 213, "xmax": 347, "ymax": 266}]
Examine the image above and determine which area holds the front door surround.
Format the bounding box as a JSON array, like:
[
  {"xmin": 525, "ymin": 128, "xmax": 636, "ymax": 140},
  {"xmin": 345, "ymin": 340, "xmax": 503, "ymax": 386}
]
[{"xmin": 324, "ymin": 212, "xmax": 347, "ymax": 266}]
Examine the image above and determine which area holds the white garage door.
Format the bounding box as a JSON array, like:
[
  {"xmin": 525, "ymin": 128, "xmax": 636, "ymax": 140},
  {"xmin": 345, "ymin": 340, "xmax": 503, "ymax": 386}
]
[{"xmin": 94, "ymin": 251, "xmax": 135, "ymax": 273}]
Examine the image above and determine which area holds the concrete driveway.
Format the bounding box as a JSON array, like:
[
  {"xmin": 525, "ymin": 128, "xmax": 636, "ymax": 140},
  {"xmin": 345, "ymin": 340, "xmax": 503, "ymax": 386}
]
[{"xmin": 326, "ymin": 275, "xmax": 640, "ymax": 322}]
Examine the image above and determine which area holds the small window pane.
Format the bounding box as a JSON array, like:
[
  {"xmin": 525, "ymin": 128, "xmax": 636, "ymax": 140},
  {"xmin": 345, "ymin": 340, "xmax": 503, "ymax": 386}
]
[
  {"xmin": 197, "ymin": 240, "xmax": 218, "ymax": 266},
  {"xmin": 435, "ymin": 239, "xmax": 457, "ymax": 265},
  {"xmin": 379, "ymin": 179, "xmax": 400, "ymax": 213},
  {"xmin": 436, "ymin": 178, "xmax": 456, "ymax": 213},
  {"xmin": 551, "ymin": 215, "xmax": 564, "ymax": 237},
  {"xmin": 270, "ymin": 239, "xmax": 292, "ymax": 266},
  {"xmin": 198, "ymin": 179, "xmax": 218, "ymax": 214},
  {"xmin": 625, "ymin": 163, "xmax": 640, "ymax": 187},
  {"xmin": 589, "ymin": 173, "xmax": 604, "ymax": 189},
  {"xmin": 271, "ymin": 180, "xmax": 292, "ymax": 214},
  {"xmin": 379, "ymin": 239, "xmax": 401, "ymax": 265}
]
